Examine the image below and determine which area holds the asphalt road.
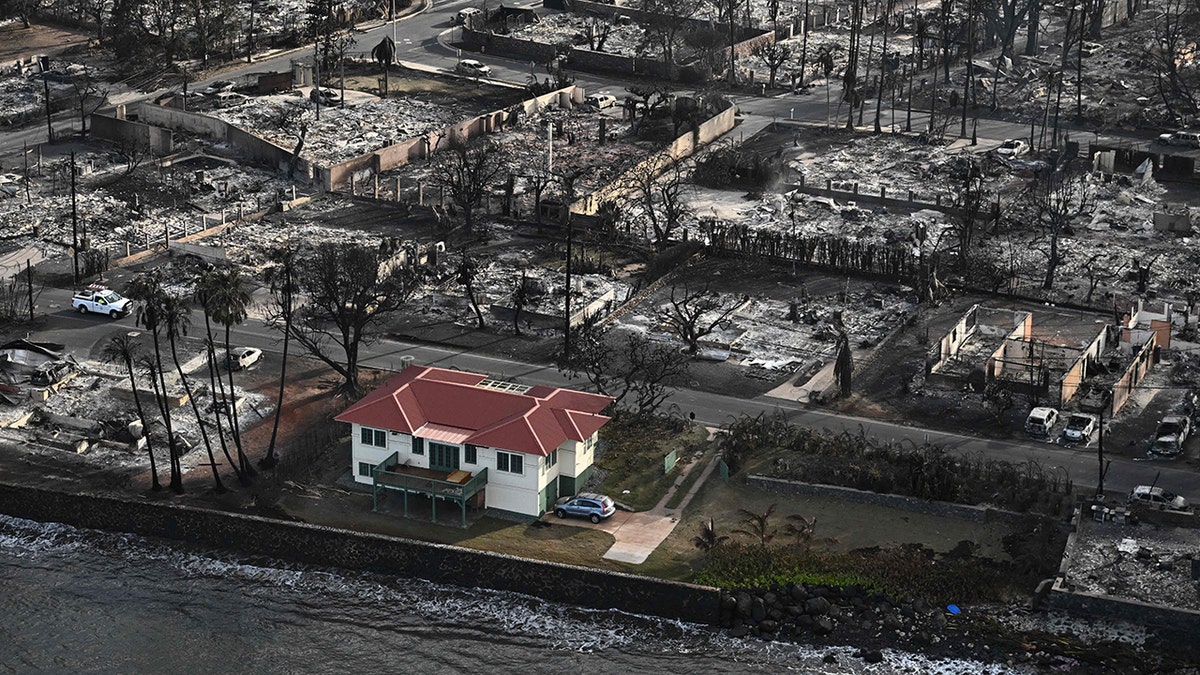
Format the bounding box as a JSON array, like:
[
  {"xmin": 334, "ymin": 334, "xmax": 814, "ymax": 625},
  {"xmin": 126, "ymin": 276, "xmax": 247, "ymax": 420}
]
[{"xmin": 32, "ymin": 284, "xmax": 1200, "ymax": 502}]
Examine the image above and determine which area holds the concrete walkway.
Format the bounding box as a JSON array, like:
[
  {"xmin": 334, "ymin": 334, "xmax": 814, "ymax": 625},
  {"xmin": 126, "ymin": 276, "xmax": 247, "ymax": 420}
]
[{"xmin": 547, "ymin": 428, "xmax": 723, "ymax": 565}]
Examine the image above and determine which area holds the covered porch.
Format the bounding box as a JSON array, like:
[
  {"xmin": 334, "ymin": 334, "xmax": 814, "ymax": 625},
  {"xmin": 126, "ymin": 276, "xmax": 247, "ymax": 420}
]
[{"xmin": 370, "ymin": 452, "xmax": 488, "ymax": 528}]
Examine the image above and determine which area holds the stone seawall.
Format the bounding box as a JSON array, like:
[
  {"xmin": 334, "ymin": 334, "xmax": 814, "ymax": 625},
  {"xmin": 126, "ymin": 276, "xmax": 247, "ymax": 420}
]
[{"xmin": 0, "ymin": 482, "xmax": 720, "ymax": 624}]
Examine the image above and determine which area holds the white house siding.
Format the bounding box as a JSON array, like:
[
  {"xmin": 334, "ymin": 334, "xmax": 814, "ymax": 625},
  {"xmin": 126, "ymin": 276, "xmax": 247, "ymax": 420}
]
[
  {"xmin": 480, "ymin": 445, "xmax": 542, "ymax": 516},
  {"xmin": 350, "ymin": 424, "xmax": 413, "ymax": 485},
  {"xmin": 557, "ymin": 433, "xmax": 597, "ymax": 479},
  {"xmin": 351, "ymin": 425, "xmax": 591, "ymax": 518}
]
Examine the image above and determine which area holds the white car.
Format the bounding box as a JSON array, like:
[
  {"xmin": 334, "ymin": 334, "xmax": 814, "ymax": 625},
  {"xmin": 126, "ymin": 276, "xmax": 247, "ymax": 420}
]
[
  {"xmin": 229, "ymin": 347, "xmax": 262, "ymax": 371},
  {"xmin": 1062, "ymin": 413, "xmax": 1097, "ymax": 444},
  {"xmin": 1025, "ymin": 407, "xmax": 1058, "ymax": 436},
  {"xmin": 456, "ymin": 59, "xmax": 491, "ymax": 77},
  {"xmin": 585, "ymin": 93, "xmax": 617, "ymax": 110},
  {"xmin": 1149, "ymin": 415, "xmax": 1191, "ymax": 457},
  {"xmin": 996, "ymin": 139, "xmax": 1029, "ymax": 157},
  {"xmin": 1157, "ymin": 130, "xmax": 1200, "ymax": 148},
  {"xmin": 1128, "ymin": 485, "xmax": 1189, "ymax": 511},
  {"xmin": 202, "ymin": 80, "xmax": 235, "ymax": 96}
]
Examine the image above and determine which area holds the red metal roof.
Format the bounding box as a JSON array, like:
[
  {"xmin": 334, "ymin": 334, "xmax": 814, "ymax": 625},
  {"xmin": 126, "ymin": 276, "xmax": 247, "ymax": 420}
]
[{"xmin": 335, "ymin": 366, "xmax": 613, "ymax": 456}]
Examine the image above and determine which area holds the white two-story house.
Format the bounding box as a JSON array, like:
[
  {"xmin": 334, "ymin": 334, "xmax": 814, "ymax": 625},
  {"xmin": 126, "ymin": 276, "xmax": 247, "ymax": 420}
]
[{"xmin": 335, "ymin": 364, "xmax": 613, "ymax": 520}]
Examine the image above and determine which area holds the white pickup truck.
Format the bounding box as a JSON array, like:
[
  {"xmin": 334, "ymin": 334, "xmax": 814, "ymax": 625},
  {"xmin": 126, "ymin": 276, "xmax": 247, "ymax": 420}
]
[{"xmin": 72, "ymin": 287, "xmax": 133, "ymax": 319}]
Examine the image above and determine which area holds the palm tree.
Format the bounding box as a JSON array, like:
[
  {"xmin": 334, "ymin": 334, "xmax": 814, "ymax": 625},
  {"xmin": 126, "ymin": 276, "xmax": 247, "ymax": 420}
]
[
  {"xmin": 127, "ymin": 271, "xmax": 184, "ymax": 494},
  {"xmin": 261, "ymin": 246, "xmax": 298, "ymax": 469},
  {"xmin": 207, "ymin": 268, "xmax": 254, "ymax": 477},
  {"xmin": 196, "ymin": 268, "xmax": 244, "ymax": 483},
  {"xmin": 100, "ymin": 334, "xmax": 161, "ymax": 491},
  {"xmin": 733, "ymin": 503, "xmax": 778, "ymax": 547},
  {"xmin": 162, "ymin": 292, "xmax": 226, "ymax": 494},
  {"xmin": 692, "ymin": 517, "xmax": 729, "ymax": 552}
]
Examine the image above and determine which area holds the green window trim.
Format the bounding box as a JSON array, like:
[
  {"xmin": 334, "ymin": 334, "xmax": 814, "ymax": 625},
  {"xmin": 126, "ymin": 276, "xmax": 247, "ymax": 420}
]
[
  {"xmin": 497, "ymin": 451, "xmax": 523, "ymax": 475},
  {"xmin": 360, "ymin": 427, "xmax": 386, "ymax": 448},
  {"xmin": 358, "ymin": 461, "xmax": 373, "ymax": 477},
  {"xmin": 412, "ymin": 436, "xmax": 425, "ymax": 455},
  {"xmin": 464, "ymin": 444, "xmax": 478, "ymax": 464}
]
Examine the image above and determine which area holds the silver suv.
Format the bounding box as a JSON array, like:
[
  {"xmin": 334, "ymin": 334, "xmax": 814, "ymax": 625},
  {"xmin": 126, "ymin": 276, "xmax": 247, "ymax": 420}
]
[{"xmin": 554, "ymin": 493, "xmax": 616, "ymax": 523}]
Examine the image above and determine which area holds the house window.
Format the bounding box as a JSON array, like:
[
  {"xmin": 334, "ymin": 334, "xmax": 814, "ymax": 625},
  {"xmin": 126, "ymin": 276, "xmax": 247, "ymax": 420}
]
[
  {"xmin": 497, "ymin": 451, "xmax": 523, "ymax": 474},
  {"xmin": 358, "ymin": 462, "xmax": 374, "ymax": 477},
  {"xmin": 464, "ymin": 444, "xmax": 478, "ymax": 464},
  {"xmin": 545, "ymin": 449, "xmax": 557, "ymax": 469},
  {"xmin": 360, "ymin": 427, "xmax": 387, "ymax": 448},
  {"xmin": 412, "ymin": 436, "xmax": 425, "ymax": 455}
]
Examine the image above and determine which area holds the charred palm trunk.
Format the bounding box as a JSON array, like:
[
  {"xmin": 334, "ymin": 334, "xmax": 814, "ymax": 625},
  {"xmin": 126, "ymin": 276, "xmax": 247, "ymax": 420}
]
[
  {"xmin": 151, "ymin": 330, "xmax": 184, "ymax": 494},
  {"xmin": 124, "ymin": 357, "xmax": 161, "ymax": 491},
  {"xmin": 261, "ymin": 309, "xmax": 290, "ymax": 469},
  {"xmin": 224, "ymin": 323, "xmax": 254, "ymax": 477},
  {"xmin": 171, "ymin": 333, "xmax": 225, "ymax": 493},
  {"xmin": 205, "ymin": 330, "xmax": 244, "ymax": 483}
]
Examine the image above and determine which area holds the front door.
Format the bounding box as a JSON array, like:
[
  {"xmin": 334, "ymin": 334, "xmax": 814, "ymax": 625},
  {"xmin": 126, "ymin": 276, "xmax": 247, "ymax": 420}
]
[{"xmin": 429, "ymin": 442, "xmax": 460, "ymax": 473}]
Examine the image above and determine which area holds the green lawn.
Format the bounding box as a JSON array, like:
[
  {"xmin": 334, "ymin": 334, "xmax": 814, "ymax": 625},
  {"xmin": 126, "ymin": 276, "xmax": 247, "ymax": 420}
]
[{"xmin": 596, "ymin": 419, "xmax": 709, "ymax": 511}]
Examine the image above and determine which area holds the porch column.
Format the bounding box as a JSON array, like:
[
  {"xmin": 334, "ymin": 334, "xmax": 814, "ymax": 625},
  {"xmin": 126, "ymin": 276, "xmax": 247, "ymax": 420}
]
[{"xmin": 431, "ymin": 495, "xmax": 437, "ymax": 523}]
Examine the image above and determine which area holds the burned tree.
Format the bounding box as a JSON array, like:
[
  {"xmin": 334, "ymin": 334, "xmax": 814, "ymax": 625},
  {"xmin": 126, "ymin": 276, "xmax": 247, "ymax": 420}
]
[
  {"xmin": 561, "ymin": 316, "xmax": 691, "ymax": 418},
  {"xmin": 663, "ymin": 282, "xmax": 744, "ymax": 353},
  {"xmin": 620, "ymin": 155, "xmax": 694, "ymax": 251},
  {"xmin": 641, "ymin": 0, "xmax": 701, "ymax": 72},
  {"xmin": 371, "ymin": 36, "xmax": 396, "ymax": 98},
  {"xmin": 1148, "ymin": 0, "xmax": 1200, "ymax": 118},
  {"xmin": 457, "ymin": 248, "xmax": 486, "ymax": 329},
  {"xmin": 583, "ymin": 17, "xmax": 614, "ymax": 51},
  {"xmin": 428, "ymin": 136, "xmax": 507, "ymax": 234},
  {"xmin": 70, "ymin": 67, "xmax": 109, "ymax": 137},
  {"xmin": 260, "ymin": 245, "xmax": 300, "ymax": 469},
  {"xmin": 752, "ymin": 42, "xmax": 793, "ymax": 90},
  {"xmin": 284, "ymin": 243, "xmax": 418, "ymax": 397},
  {"xmin": 101, "ymin": 335, "xmax": 162, "ymax": 491},
  {"xmin": 1081, "ymin": 251, "xmax": 1126, "ymax": 305},
  {"xmin": 1020, "ymin": 157, "xmax": 1093, "ymax": 291}
]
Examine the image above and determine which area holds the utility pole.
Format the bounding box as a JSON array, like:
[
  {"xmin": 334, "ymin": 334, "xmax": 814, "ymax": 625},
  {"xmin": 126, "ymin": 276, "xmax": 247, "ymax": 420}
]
[
  {"xmin": 797, "ymin": 0, "xmax": 809, "ymax": 89},
  {"xmin": 314, "ymin": 44, "xmax": 321, "ymax": 121},
  {"xmin": 1097, "ymin": 390, "xmax": 1111, "ymax": 498},
  {"xmin": 22, "ymin": 142, "xmax": 31, "ymax": 204},
  {"xmin": 340, "ymin": 54, "xmax": 345, "ymax": 109},
  {"xmin": 1075, "ymin": 1, "xmax": 1085, "ymax": 121},
  {"xmin": 564, "ymin": 212, "xmax": 573, "ymax": 359},
  {"xmin": 874, "ymin": 0, "xmax": 892, "ymax": 134},
  {"xmin": 40, "ymin": 55, "xmax": 53, "ymax": 143},
  {"xmin": 248, "ymin": 0, "xmax": 255, "ymax": 63},
  {"xmin": 26, "ymin": 259, "xmax": 35, "ymax": 321},
  {"xmin": 70, "ymin": 151, "xmax": 79, "ymax": 284},
  {"xmin": 961, "ymin": 0, "xmax": 973, "ymax": 139}
]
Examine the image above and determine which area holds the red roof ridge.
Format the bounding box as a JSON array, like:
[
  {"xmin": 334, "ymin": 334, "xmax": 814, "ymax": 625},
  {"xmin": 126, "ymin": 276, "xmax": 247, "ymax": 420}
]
[{"xmin": 335, "ymin": 364, "xmax": 614, "ymax": 456}]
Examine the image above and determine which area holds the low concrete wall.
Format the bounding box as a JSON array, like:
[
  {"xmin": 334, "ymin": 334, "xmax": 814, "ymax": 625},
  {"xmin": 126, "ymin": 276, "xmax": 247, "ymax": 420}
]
[
  {"xmin": 0, "ymin": 482, "xmax": 720, "ymax": 624},
  {"xmin": 747, "ymin": 475, "xmax": 1030, "ymax": 525},
  {"xmin": 136, "ymin": 103, "xmax": 305, "ymax": 178},
  {"xmin": 90, "ymin": 114, "xmax": 174, "ymax": 156},
  {"xmin": 322, "ymin": 86, "xmax": 581, "ymax": 191}
]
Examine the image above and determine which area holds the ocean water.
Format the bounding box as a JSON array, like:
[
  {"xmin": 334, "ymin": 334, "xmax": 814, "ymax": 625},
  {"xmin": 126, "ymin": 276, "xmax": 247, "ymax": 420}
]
[{"xmin": 0, "ymin": 515, "xmax": 1027, "ymax": 674}]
